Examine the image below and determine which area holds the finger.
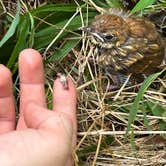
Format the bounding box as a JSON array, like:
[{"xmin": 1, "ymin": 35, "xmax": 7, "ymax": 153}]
[
  {"xmin": 53, "ymin": 78, "xmax": 77, "ymax": 142},
  {"xmin": 17, "ymin": 49, "xmax": 46, "ymax": 129},
  {"xmin": 53, "ymin": 78, "xmax": 77, "ymax": 134},
  {"xmin": 53, "ymin": 78, "xmax": 77, "ymax": 165},
  {"xmin": 24, "ymin": 102, "xmax": 73, "ymax": 133},
  {"xmin": 0, "ymin": 65, "xmax": 15, "ymax": 133}
]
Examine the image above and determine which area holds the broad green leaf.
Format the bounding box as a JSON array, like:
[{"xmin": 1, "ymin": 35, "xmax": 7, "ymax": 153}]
[
  {"xmin": 34, "ymin": 17, "xmax": 79, "ymax": 49},
  {"xmin": 35, "ymin": 11, "xmax": 95, "ymax": 38},
  {"xmin": 32, "ymin": 4, "xmax": 77, "ymax": 15},
  {"xmin": 34, "ymin": 12, "xmax": 95, "ymax": 48},
  {"xmin": 93, "ymin": 0, "xmax": 109, "ymax": 7},
  {"xmin": 48, "ymin": 38, "xmax": 80, "ymax": 62},
  {"xmin": 34, "ymin": 16, "xmax": 80, "ymax": 38},
  {"xmin": 131, "ymin": 0, "xmax": 157, "ymax": 13},
  {"xmin": 0, "ymin": 2, "xmax": 20, "ymax": 47},
  {"xmin": 146, "ymin": 101, "xmax": 166, "ymax": 117},
  {"xmin": 7, "ymin": 16, "xmax": 30, "ymax": 70},
  {"xmin": 105, "ymin": 0, "xmax": 122, "ymax": 7},
  {"xmin": 126, "ymin": 68, "xmax": 166, "ymax": 134}
]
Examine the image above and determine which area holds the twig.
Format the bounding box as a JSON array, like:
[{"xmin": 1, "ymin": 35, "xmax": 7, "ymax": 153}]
[
  {"xmin": 78, "ymin": 130, "xmax": 166, "ymax": 136},
  {"xmin": 43, "ymin": 8, "xmax": 80, "ymax": 57},
  {"xmin": 113, "ymin": 74, "xmax": 131, "ymax": 101}
]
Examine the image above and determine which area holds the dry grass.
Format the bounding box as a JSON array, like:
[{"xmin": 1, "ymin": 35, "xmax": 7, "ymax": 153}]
[
  {"xmin": 46, "ymin": 33, "xmax": 166, "ymax": 165},
  {"xmin": 27, "ymin": 1, "xmax": 166, "ymax": 165}
]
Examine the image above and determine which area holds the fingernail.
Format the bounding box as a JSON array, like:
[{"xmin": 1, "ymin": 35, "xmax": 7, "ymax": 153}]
[
  {"xmin": 0, "ymin": 64, "xmax": 6, "ymax": 70},
  {"xmin": 57, "ymin": 73, "xmax": 69, "ymax": 90}
]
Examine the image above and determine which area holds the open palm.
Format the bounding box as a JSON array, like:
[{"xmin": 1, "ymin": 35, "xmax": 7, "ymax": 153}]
[{"xmin": 0, "ymin": 49, "xmax": 77, "ymax": 166}]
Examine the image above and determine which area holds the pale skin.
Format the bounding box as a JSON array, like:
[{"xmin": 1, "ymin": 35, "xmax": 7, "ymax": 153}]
[{"xmin": 0, "ymin": 49, "xmax": 77, "ymax": 166}]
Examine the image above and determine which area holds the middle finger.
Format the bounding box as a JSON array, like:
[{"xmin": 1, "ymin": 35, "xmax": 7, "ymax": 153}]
[{"xmin": 17, "ymin": 49, "xmax": 46, "ymax": 129}]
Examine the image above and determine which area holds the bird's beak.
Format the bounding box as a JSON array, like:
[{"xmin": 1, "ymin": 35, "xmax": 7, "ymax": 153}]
[
  {"xmin": 80, "ymin": 26, "xmax": 104, "ymax": 42},
  {"xmin": 79, "ymin": 26, "xmax": 93, "ymax": 32},
  {"xmin": 91, "ymin": 32, "xmax": 104, "ymax": 42}
]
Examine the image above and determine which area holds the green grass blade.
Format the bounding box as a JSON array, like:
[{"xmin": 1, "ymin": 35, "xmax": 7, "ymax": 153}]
[
  {"xmin": 131, "ymin": 0, "xmax": 157, "ymax": 13},
  {"xmin": 130, "ymin": 128, "xmax": 136, "ymax": 151},
  {"xmin": 32, "ymin": 4, "xmax": 77, "ymax": 15},
  {"xmin": 105, "ymin": 0, "xmax": 122, "ymax": 7},
  {"xmin": 146, "ymin": 101, "xmax": 166, "ymax": 131},
  {"xmin": 142, "ymin": 109, "xmax": 151, "ymax": 131},
  {"xmin": 7, "ymin": 16, "xmax": 30, "ymax": 70},
  {"xmin": 126, "ymin": 69, "xmax": 166, "ymax": 134},
  {"xmin": 0, "ymin": 2, "xmax": 20, "ymax": 47},
  {"xmin": 48, "ymin": 38, "xmax": 80, "ymax": 62},
  {"xmin": 34, "ymin": 16, "xmax": 80, "ymax": 49},
  {"xmin": 147, "ymin": 101, "xmax": 166, "ymax": 117},
  {"xmin": 34, "ymin": 12, "xmax": 96, "ymax": 49}
]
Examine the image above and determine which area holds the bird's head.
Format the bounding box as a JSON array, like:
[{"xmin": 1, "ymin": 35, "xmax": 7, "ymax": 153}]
[{"xmin": 82, "ymin": 14, "xmax": 130, "ymax": 49}]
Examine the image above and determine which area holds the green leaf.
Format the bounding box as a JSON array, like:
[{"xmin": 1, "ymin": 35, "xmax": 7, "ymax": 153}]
[
  {"xmin": 131, "ymin": 0, "xmax": 157, "ymax": 13},
  {"xmin": 126, "ymin": 68, "xmax": 166, "ymax": 134},
  {"xmin": 130, "ymin": 129, "xmax": 136, "ymax": 151},
  {"xmin": 48, "ymin": 38, "xmax": 80, "ymax": 62},
  {"xmin": 34, "ymin": 17, "xmax": 79, "ymax": 38},
  {"xmin": 32, "ymin": 4, "xmax": 77, "ymax": 15},
  {"xmin": 0, "ymin": 2, "xmax": 21, "ymax": 47},
  {"xmin": 159, "ymin": 121, "xmax": 166, "ymax": 131},
  {"xmin": 34, "ymin": 12, "xmax": 96, "ymax": 49},
  {"xmin": 7, "ymin": 16, "xmax": 30, "ymax": 70},
  {"xmin": 146, "ymin": 101, "xmax": 166, "ymax": 131},
  {"xmin": 105, "ymin": 0, "xmax": 122, "ymax": 7},
  {"xmin": 142, "ymin": 108, "xmax": 151, "ymax": 130},
  {"xmin": 146, "ymin": 101, "xmax": 166, "ymax": 117},
  {"xmin": 34, "ymin": 18, "xmax": 78, "ymax": 49}
]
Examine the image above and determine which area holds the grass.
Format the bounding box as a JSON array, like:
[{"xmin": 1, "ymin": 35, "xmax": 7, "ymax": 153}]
[{"xmin": 0, "ymin": 0, "xmax": 166, "ymax": 165}]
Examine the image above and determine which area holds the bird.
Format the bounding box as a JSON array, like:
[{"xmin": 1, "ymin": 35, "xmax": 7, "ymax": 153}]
[{"xmin": 82, "ymin": 8, "xmax": 165, "ymax": 88}]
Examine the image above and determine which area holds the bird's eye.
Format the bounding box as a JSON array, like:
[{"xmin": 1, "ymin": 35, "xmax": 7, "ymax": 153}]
[{"xmin": 103, "ymin": 34, "xmax": 115, "ymax": 41}]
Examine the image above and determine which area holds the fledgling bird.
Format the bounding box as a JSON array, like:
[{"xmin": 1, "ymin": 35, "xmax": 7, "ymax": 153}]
[{"xmin": 83, "ymin": 9, "xmax": 165, "ymax": 88}]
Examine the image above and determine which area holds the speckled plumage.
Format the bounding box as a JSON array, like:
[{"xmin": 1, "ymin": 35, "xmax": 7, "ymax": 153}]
[{"xmin": 83, "ymin": 9, "xmax": 165, "ymax": 87}]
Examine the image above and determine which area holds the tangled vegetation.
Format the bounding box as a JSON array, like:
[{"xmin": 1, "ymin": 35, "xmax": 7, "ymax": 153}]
[{"xmin": 0, "ymin": 0, "xmax": 166, "ymax": 165}]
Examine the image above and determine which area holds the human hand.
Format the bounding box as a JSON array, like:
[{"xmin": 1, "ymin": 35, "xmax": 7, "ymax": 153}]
[{"xmin": 0, "ymin": 49, "xmax": 77, "ymax": 166}]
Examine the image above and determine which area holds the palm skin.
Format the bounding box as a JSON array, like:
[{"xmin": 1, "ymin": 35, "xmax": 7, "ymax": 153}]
[{"xmin": 0, "ymin": 49, "xmax": 77, "ymax": 166}]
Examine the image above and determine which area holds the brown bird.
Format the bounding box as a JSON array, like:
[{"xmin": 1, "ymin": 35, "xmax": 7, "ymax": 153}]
[{"xmin": 83, "ymin": 9, "xmax": 165, "ymax": 88}]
